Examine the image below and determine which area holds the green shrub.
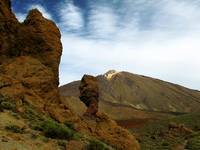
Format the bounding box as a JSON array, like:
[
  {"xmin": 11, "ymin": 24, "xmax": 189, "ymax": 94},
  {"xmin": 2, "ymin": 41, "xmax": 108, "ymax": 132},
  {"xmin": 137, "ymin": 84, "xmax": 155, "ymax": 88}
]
[
  {"xmin": 21, "ymin": 106, "xmax": 44, "ymax": 130},
  {"xmin": 87, "ymin": 139, "xmax": 110, "ymax": 150},
  {"xmin": 0, "ymin": 101, "xmax": 15, "ymax": 110},
  {"xmin": 5, "ymin": 125, "xmax": 24, "ymax": 133},
  {"xmin": 0, "ymin": 94, "xmax": 9, "ymax": 102},
  {"xmin": 171, "ymin": 113, "xmax": 200, "ymax": 130},
  {"xmin": 23, "ymin": 107, "xmax": 41, "ymax": 121},
  {"xmin": 64, "ymin": 121, "xmax": 75, "ymax": 130},
  {"xmin": 162, "ymin": 141, "xmax": 169, "ymax": 146},
  {"xmin": 185, "ymin": 135, "xmax": 200, "ymax": 150},
  {"xmin": 39, "ymin": 119, "xmax": 75, "ymax": 140},
  {"xmin": 0, "ymin": 94, "xmax": 16, "ymax": 111},
  {"xmin": 21, "ymin": 105, "xmax": 78, "ymax": 140}
]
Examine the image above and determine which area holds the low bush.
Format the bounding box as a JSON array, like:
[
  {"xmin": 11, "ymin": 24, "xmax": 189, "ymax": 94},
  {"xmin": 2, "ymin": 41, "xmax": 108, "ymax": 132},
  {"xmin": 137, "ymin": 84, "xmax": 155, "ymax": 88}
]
[
  {"xmin": 87, "ymin": 139, "xmax": 111, "ymax": 150},
  {"xmin": 0, "ymin": 101, "xmax": 15, "ymax": 110},
  {"xmin": 64, "ymin": 121, "xmax": 74, "ymax": 130},
  {"xmin": 185, "ymin": 135, "xmax": 200, "ymax": 150},
  {"xmin": 5, "ymin": 125, "xmax": 24, "ymax": 133},
  {"xmin": 0, "ymin": 94, "xmax": 16, "ymax": 111},
  {"xmin": 38, "ymin": 119, "xmax": 76, "ymax": 140},
  {"xmin": 21, "ymin": 105, "xmax": 78, "ymax": 140},
  {"xmin": 162, "ymin": 141, "xmax": 169, "ymax": 146}
]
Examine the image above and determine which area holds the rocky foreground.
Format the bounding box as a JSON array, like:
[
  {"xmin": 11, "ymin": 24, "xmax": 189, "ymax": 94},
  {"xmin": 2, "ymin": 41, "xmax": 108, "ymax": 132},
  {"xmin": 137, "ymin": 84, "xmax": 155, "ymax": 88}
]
[{"xmin": 0, "ymin": 0, "xmax": 140, "ymax": 149}]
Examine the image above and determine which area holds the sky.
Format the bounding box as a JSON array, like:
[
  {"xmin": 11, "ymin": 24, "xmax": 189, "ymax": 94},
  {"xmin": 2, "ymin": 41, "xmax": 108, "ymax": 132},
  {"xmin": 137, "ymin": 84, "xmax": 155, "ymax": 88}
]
[{"xmin": 11, "ymin": 0, "xmax": 200, "ymax": 90}]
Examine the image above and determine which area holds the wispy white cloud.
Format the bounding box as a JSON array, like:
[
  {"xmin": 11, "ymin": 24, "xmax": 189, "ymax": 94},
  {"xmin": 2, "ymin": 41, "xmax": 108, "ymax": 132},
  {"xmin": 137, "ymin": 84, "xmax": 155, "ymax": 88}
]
[
  {"xmin": 87, "ymin": 6, "xmax": 118, "ymax": 38},
  {"xmin": 152, "ymin": 0, "xmax": 200, "ymax": 31},
  {"xmin": 59, "ymin": 0, "xmax": 200, "ymax": 90},
  {"xmin": 58, "ymin": 0, "xmax": 84, "ymax": 31}
]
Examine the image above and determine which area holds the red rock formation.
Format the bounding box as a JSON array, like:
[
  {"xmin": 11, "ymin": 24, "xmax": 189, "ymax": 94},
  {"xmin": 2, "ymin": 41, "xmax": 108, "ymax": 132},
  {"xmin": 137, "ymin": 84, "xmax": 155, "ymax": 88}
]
[
  {"xmin": 0, "ymin": 0, "xmax": 19, "ymax": 61},
  {"xmin": 78, "ymin": 113, "xmax": 141, "ymax": 150},
  {"xmin": 79, "ymin": 75, "xmax": 99, "ymax": 116},
  {"xmin": 22, "ymin": 9, "xmax": 62, "ymax": 85},
  {"xmin": 1, "ymin": 1, "xmax": 61, "ymax": 83},
  {"xmin": 0, "ymin": 0, "xmax": 62, "ymax": 110}
]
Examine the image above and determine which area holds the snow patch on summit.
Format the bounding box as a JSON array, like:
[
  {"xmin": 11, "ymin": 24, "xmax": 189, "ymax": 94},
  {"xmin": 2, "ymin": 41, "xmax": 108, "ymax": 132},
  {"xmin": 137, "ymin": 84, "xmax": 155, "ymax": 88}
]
[{"xmin": 104, "ymin": 70, "xmax": 119, "ymax": 80}]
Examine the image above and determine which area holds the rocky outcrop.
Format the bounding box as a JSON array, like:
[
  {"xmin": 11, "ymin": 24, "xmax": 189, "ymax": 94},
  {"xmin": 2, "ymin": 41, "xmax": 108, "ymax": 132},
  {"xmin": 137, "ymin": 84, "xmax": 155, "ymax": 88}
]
[
  {"xmin": 21, "ymin": 9, "xmax": 62, "ymax": 85},
  {"xmin": 79, "ymin": 75, "xmax": 99, "ymax": 116},
  {"xmin": 77, "ymin": 75, "xmax": 141, "ymax": 149},
  {"xmin": 0, "ymin": 0, "xmax": 19, "ymax": 61},
  {"xmin": 0, "ymin": 0, "xmax": 62, "ymax": 110},
  {"xmin": 78, "ymin": 113, "xmax": 140, "ymax": 150},
  {"xmin": 1, "ymin": 0, "xmax": 61, "ymax": 79},
  {"xmin": 0, "ymin": 0, "xmax": 76, "ymax": 126}
]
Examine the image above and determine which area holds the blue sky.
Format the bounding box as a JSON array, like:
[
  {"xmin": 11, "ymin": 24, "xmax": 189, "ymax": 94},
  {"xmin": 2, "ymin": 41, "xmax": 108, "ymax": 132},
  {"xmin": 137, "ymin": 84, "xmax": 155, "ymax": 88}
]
[{"xmin": 11, "ymin": 0, "xmax": 200, "ymax": 90}]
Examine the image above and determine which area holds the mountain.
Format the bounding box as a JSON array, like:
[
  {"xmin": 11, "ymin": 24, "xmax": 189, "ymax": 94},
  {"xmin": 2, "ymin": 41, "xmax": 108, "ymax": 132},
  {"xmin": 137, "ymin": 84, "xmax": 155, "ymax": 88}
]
[
  {"xmin": 59, "ymin": 70, "xmax": 200, "ymax": 120},
  {"xmin": 0, "ymin": 1, "xmax": 140, "ymax": 150}
]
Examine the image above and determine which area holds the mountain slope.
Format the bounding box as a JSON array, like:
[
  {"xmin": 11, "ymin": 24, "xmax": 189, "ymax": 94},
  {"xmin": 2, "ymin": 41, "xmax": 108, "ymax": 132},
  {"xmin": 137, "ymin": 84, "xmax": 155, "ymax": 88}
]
[{"xmin": 59, "ymin": 70, "xmax": 200, "ymax": 120}]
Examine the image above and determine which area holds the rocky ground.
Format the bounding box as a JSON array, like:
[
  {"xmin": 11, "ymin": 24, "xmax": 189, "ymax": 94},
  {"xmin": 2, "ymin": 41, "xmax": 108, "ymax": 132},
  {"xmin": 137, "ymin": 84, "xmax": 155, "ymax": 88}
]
[{"xmin": 126, "ymin": 113, "xmax": 200, "ymax": 150}]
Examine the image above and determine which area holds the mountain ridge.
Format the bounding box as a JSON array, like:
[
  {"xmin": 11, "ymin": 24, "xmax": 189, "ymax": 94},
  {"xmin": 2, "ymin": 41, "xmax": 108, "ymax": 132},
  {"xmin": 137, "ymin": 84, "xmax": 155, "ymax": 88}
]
[{"xmin": 60, "ymin": 70, "xmax": 200, "ymax": 120}]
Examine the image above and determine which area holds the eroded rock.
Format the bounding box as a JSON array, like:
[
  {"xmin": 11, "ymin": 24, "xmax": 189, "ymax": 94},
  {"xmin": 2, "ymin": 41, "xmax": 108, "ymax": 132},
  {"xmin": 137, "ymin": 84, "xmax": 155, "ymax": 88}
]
[
  {"xmin": 0, "ymin": 0, "xmax": 62, "ymax": 109},
  {"xmin": 79, "ymin": 75, "xmax": 99, "ymax": 116}
]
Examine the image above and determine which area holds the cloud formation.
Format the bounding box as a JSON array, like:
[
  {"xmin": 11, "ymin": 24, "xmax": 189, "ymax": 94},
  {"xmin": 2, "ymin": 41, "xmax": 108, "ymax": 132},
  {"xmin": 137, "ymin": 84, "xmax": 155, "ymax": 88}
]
[
  {"xmin": 59, "ymin": 0, "xmax": 200, "ymax": 90},
  {"xmin": 58, "ymin": 0, "xmax": 84, "ymax": 31}
]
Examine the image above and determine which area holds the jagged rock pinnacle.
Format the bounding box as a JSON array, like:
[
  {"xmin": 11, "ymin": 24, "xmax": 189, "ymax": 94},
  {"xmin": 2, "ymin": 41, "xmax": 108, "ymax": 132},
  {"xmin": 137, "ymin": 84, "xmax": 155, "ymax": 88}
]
[{"xmin": 79, "ymin": 75, "xmax": 99, "ymax": 116}]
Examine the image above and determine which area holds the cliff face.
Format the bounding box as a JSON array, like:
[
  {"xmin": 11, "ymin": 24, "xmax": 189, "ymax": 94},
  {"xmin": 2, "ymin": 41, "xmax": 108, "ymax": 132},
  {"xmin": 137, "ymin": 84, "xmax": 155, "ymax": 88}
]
[
  {"xmin": 0, "ymin": 1, "xmax": 140, "ymax": 149},
  {"xmin": 0, "ymin": 2, "xmax": 62, "ymax": 76},
  {"xmin": 0, "ymin": 0, "xmax": 78, "ymax": 127},
  {"xmin": 0, "ymin": 0, "xmax": 62, "ymax": 110}
]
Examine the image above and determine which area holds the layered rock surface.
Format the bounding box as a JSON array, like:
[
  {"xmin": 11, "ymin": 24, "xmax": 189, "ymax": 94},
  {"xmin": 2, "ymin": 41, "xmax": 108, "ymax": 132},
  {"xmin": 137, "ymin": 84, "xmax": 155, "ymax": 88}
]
[{"xmin": 0, "ymin": 1, "xmax": 140, "ymax": 149}]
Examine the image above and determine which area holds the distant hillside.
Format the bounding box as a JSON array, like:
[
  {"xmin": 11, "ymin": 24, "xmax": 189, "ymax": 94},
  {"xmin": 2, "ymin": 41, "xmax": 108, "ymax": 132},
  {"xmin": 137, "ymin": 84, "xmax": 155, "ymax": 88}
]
[{"xmin": 59, "ymin": 70, "xmax": 200, "ymax": 120}]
